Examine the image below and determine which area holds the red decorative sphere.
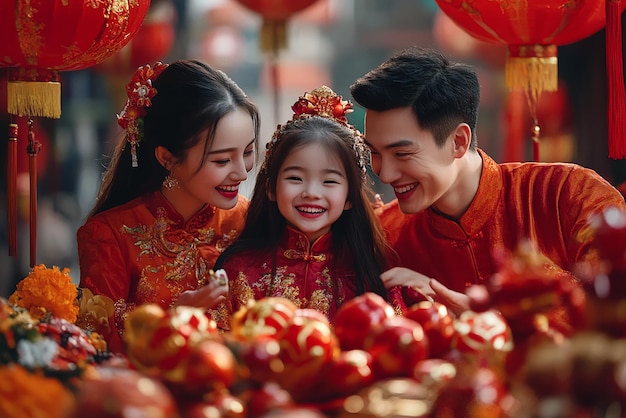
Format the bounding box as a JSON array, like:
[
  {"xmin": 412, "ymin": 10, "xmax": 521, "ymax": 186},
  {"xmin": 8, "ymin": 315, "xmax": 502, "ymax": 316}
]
[
  {"xmin": 432, "ymin": 364, "xmax": 512, "ymax": 417},
  {"xmin": 124, "ymin": 305, "xmax": 220, "ymax": 382},
  {"xmin": 183, "ymin": 339, "xmax": 237, "ymax": 395},
  {"xmin": 404, "ymin": 301, "xmax": 455, "ymax": 359},
  {"xmin": 333, "ymin": 292, "xmax": 396, "ymax": 351},
  {"xmin": 124, "ymin": 303, "xmax": 169, "ymax": 370},
  {"xmin": 227, "ymin": 337, "xmax": 284, "ymax": 385},
  {"xmin": 364, "ymin": 316, "xmax": 429, "ymax": 380},
  {"xmin": 452, "ymin": 310, "xmax": 513, "ymax": 354},
  {"xmin": 244, "ymin": 382, "xmax": 293, "ymax": 417},
  {"xmin": 72, "ymin": 367, "xmax": 178, "ymax": 418},
  {"xmin": 180, "ymin": 391, "xmax": 246, "ymax": 418},
  {"xmin": 412, "ymin": 358, "xmax": 457, "ymax": 394},
  {"xmin": 310, "ymin": 349, "xmax": 375, "ymax": 403},
  {"xmin": 231, "ymin": 297, "xmax": 298, "ymax": 341},
  {"xmin": 275, "ymin": 310, "xmax": 339, "ymax": 401}
]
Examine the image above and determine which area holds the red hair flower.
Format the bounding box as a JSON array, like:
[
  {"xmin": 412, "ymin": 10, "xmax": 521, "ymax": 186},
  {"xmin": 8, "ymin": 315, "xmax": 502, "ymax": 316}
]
[{"xmin": 117, "ymin": 62, "xmax": 169, "ymax": 168}]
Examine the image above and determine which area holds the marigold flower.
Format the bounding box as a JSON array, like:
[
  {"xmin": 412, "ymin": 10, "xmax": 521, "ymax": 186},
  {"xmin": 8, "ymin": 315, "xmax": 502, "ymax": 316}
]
[{"xmin": 8, "ymin": 265, "xmax": 79, "ymax": 323}]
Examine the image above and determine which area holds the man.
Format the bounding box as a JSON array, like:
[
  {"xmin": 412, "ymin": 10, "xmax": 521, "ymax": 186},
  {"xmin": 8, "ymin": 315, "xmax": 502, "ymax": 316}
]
[{"xmin": 350, "ymin": 47, "xmax": 626, "ymax": 332}]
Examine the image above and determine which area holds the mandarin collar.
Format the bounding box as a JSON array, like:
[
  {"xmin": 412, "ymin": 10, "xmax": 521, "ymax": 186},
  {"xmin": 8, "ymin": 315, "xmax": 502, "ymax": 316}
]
[
  {"xmin": 428, "ymin": 148, "xmax": 502, "ymax": 239},
  {"xmin": 143, "ymin": 191, "xmax": 215, "ymax": 229},
  {"xmin": 282, "ymin": 226, "xmax": 332, "ymax": 253}
]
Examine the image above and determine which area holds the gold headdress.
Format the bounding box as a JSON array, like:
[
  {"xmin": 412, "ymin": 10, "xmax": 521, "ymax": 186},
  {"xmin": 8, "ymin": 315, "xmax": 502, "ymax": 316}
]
[
  {"xmin": 117, "ymin": 62, "xmax": 169, "ymax": 168},
  {"xmin": 261, "ymin": 85, "xmax": 369, "ymax": 177}
]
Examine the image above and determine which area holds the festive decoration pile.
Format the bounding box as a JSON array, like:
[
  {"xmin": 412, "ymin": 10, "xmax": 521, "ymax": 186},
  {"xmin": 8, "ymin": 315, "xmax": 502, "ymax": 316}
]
[
  {"xmin": 0, "ymin": 266, "xmax": 111, "ymax": 418},
  {"xmin": 107, "ymin": 293, "xmax": 515, "ymax": 416},
  {"xmin": 5, "ymin": 206, "xmax": 626, "ymax": 417}
]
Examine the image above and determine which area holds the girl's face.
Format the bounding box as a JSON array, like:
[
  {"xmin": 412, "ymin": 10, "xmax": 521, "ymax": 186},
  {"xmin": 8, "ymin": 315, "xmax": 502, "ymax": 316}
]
[
  {"xmin": 273, "ymin": 142, "xmax": 350, "ymax": 242},
  {"xmin": 167, "ymin": 108, "xmax": 256, "ymax": 218}
]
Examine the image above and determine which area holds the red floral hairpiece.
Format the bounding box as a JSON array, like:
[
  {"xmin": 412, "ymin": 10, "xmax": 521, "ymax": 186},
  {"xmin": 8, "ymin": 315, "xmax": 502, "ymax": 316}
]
[
  {"xmin": 262, "ymin": 85, "xmax": 369, "ymax": 177},
  {"xmin": 117, "ymin": 62, "xmax": 169, "ymax": 168}
]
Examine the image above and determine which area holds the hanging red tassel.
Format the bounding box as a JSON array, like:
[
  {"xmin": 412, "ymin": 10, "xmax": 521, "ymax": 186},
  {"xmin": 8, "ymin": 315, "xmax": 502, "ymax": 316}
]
[
  {"xmin": 502, "ymin": 90, "xmax": 525, "ymax": 162},
  {"xmin": 27, "ymin": 118, "xmax": 41, "ymax": 267},
  {"xmin": 8, "ymin": 123, "xmax": 18, "ymax": 256},
  {"xmin": 607, "ymin": 0, "xmax": 626, "ymax": 159}
]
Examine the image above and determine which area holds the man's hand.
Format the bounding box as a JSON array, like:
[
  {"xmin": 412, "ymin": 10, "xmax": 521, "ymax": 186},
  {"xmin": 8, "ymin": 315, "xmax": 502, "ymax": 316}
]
[
  {"xmin": 381, "ymin": 267, "xmax": 435, "ymax": 299},
  {"xmin": 429, "ymin": 279, "xmax": 469, "ymax": 316},
  {"xmin": 380, "ymin": 267, "xmax": 471, "ymax": 316}
]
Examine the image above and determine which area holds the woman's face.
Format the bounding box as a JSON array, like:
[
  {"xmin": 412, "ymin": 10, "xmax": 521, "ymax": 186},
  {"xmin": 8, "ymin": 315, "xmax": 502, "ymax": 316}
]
[
  {"xmin": 274, "ymin": 142, "xmax": 350, "ymax": 242},
  {"xmin": 167, "ymin": 107, "xmax": 256, "ymax": 217}
]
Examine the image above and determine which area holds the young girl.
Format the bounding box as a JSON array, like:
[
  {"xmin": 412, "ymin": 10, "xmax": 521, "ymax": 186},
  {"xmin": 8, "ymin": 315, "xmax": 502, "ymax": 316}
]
[
  {"xmin": 212, "ymin": 86, "xmax": 390, "ymax": 327},
  {"xmin": 77, "ymin": 60, "xmax": 260, "ymax": 351}
]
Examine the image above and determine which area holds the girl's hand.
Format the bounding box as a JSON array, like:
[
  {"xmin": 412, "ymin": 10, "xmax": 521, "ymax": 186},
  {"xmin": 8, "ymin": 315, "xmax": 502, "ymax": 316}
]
[
  {"xmin": 173, "ymin": 279, "xmax": 228, "ymax": 309},
  {"xmin": 380, "ymin": 267, "xmax": 435, "ymax": 299}
]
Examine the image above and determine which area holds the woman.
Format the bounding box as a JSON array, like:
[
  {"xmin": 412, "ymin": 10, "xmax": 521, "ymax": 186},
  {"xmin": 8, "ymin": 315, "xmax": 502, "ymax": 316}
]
[{"xmin": 77, "ymin": 60, "xmax": 260, "ymax": 351}]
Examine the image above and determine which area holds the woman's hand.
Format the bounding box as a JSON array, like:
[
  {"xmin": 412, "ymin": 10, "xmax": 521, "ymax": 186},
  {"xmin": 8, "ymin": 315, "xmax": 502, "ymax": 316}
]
[{"xmin": 173, "ymin": 279, "xmax": 228, "ymax": 309}]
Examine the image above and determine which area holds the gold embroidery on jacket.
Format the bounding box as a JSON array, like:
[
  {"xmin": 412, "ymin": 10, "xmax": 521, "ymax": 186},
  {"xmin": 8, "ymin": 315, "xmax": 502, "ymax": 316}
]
[{"xmin": 122, "ymin": 206, "xmax": 240, "ymax": 305}]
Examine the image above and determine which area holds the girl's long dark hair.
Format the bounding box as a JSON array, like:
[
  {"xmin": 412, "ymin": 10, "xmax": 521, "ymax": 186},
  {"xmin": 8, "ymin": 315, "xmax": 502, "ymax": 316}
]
[
  {"xmin": 87, "ymin": 60, "xmax": 260, "ymax": 219},
  {"xmin": 215, "ymin": 116, "xmax": 389, "ymax": 299}
]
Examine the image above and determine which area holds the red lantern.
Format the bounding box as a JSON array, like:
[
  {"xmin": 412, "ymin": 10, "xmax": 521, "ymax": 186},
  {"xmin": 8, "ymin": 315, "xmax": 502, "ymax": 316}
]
[
  {"xmin": 0, "ymin": 0, "xmax": 149, "ymax": 265},
  {"xmin": 234, "ymin": 0, "xmax": 319, "ymax": 52},
  {"xmin": 0, "ymin": 0, "xmax": 150, "ymax": 117},
  {"xmin": 96, "ymin": 0, "xmax": 177, "ymax": 77},
  {"xmin": 233, "ymin": 0, "xmax": 321, "ymax": 126},
  {"xmin": 435, "ymin": 0, "xmax": 626, "ymax": 159},
  {"xmin": 432, "ymin": 10, "xmax": 506, "ymax": 69}
]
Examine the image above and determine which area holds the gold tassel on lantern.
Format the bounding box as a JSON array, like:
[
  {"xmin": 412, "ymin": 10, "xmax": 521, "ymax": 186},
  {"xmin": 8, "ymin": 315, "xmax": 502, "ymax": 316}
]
[
  {"xmin": 7, "ymin": 68, "xmax": 61, "ymax": 119},
  {"xmin": 505, "ymin": 45, "xmax": 559, "ymax": 161},
  {"xmin": 259, "ymin": 19, "xmax": 288, "ymax": 53},
  {"xmin": 505, "ymin": 45, "xmax": 559, "ymax": 97}
]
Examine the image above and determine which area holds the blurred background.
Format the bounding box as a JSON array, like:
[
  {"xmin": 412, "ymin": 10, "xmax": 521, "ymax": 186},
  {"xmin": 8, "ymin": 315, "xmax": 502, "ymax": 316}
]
[{"xmin": 1, "ymin": 0, "xmax": 625, "ymax": 296}]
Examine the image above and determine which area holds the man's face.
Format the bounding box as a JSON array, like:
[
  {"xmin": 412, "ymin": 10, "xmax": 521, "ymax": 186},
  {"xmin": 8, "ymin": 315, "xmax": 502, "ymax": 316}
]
[{"xmin": 364, "ymin": 107, "xmax": 459, "ymax": 215}]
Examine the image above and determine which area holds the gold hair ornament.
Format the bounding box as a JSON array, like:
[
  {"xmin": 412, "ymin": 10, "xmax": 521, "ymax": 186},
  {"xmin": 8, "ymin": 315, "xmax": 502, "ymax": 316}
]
[{"xmin": 261, "ymin": 85, "xmax": 370, "ymax": 178}]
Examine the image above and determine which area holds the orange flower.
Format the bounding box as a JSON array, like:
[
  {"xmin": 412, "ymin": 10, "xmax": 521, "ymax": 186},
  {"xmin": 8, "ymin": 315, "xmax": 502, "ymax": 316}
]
[
  {"xmin": 0, "ymin": 365, "xmax": 75, "ymax": 418},
  {"xmin": 9, "ymin": 265, "xmax": 79, "ymax": 323}
]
